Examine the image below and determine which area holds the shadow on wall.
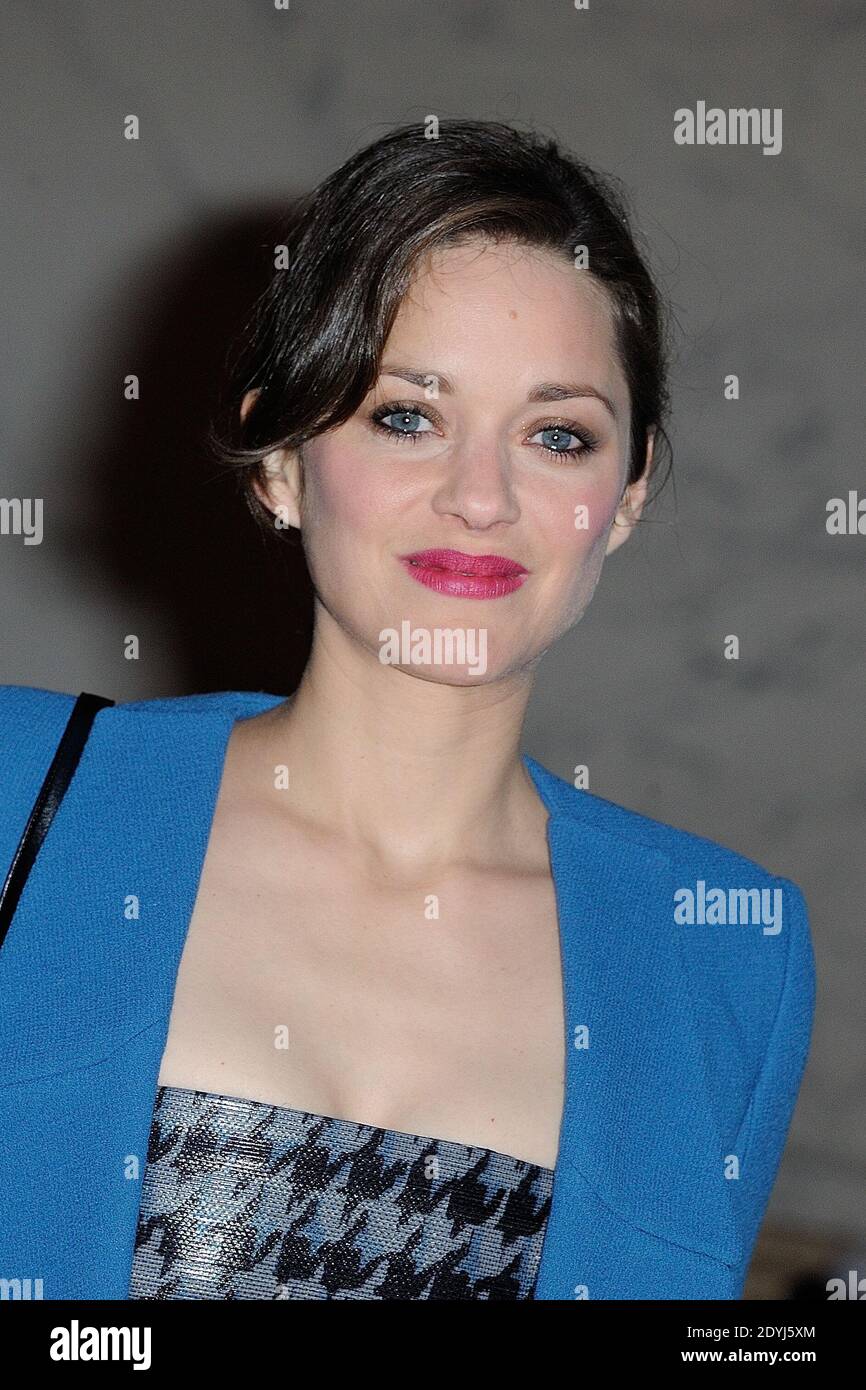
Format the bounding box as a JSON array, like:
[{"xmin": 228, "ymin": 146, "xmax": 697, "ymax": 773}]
[{"xmin": 63, "ymin": 203, "xmax": 314, "ymax": 697}]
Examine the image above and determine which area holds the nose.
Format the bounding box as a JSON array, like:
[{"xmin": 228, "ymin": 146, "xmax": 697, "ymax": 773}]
[{"xmin": 429, "ymin": 436, "xmax": 520, "ymax": 530}]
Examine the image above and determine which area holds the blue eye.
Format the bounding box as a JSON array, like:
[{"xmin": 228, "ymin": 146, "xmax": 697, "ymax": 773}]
[
  {"xmin": 530, "ymin": 425, "xmax": 597, "ymax": 459},
  {"xmin": 371, "ymin": 405, "xmax": 436, "ymax": 440}
]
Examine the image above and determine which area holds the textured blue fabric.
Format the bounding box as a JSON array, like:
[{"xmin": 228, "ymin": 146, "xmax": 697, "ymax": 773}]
[{"xmin": 0, "ymin": 684, "xmax": 815, "ymax": 1300}]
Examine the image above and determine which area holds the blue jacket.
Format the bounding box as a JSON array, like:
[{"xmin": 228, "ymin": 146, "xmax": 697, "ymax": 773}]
[{"xmin": 0, "ymin": 684, "xmax": 815, "ymax": 1300}]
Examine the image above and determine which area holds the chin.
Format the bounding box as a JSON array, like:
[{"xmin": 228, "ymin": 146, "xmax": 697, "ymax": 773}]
[{"xmin": 393, "ymin": 663, "xmax": 501, "ymax": 687}]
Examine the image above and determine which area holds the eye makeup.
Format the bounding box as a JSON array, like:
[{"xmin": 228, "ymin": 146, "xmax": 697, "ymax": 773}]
[{"xmin": 367, "ymin": 400, "xmax": 601, "ymax": 461}]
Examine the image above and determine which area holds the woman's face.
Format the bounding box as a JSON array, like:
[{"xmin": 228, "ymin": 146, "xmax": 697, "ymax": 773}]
[{"xmin": 255, "ymin": 237, "xmax": 652, "ymax": 684}]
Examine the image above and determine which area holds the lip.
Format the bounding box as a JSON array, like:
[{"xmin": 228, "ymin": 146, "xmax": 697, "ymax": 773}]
[{"xmin": 399, "ymin": 548, "xmax": 529, "ymax": 599}]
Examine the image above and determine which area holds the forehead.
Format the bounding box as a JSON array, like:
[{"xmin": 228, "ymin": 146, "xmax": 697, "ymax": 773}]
[{"xmin": 386, "ymin": 238, "xmax": 624, "ymax": 400}]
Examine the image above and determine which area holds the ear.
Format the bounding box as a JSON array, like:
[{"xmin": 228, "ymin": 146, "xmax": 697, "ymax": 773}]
[
  {"xmin": 242, "ymin": 388, "xmax": 304, "ymax": 532},
  {"xmin": 605, "ymin": 428, "xmax": 655, "ymax": 557}
]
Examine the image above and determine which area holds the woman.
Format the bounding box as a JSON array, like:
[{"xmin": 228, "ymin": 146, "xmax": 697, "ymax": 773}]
[{"xmin": 0, "ymin": 120, "xmax": 815, "ymax": 1301}]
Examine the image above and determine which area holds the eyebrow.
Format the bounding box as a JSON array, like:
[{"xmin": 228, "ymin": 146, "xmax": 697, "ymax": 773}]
[{"xmin": 379, "ymin": 364, "xmax": 618, "ymax": 420}]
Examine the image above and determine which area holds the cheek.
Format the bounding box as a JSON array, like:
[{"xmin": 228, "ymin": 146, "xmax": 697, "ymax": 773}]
[
  {"xmin": 528, "ymin": 475, "xmax": 621, "ymax": 640},
  {"xmin": 304, "ymin": 445, "xmax": 387, "ymax": 543},
  {"xmin": 542, "ymin": 472, "xmax": 622, "ymax": 571}
]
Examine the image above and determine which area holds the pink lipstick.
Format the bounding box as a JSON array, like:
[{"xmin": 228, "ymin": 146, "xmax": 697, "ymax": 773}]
[{"xmin": 399, "ymin": 548, "xmax": 528, "ymax": 599}]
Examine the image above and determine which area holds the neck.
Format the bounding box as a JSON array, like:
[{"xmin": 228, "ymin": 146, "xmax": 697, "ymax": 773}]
[{"xmin": 249, "ymin": 610, "xmax": 547, "ymax": 875}]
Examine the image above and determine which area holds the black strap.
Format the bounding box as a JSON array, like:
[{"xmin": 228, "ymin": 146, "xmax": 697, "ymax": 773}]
[{"xmin": 0, "ymin": 691, "xmax": 114, "ymax": 950}]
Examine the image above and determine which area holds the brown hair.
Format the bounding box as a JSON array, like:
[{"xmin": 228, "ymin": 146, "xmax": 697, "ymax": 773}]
[{"xmin": 208, "ymin": 118, "xmax": 673, "ymax": 538}]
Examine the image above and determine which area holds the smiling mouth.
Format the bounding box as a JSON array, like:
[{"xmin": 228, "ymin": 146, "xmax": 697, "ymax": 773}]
[
  {"xmin": 398, "ymin": 549, "xmax": 529, "ymax": 598},
  {"xmin": 401, "ymin": 549, "xmax": 528, "ymax": 577}
]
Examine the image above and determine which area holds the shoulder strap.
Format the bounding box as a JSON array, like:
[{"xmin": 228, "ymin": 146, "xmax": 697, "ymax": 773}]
[{"xmin": 0, "ymin": 690, "xmax": 115, "ymax": 949}]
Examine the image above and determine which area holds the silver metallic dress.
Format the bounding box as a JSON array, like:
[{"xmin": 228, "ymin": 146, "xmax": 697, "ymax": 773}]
[{"xmin": 128, "ymin": 1084, "xmax": 554, "ymax": 1300}]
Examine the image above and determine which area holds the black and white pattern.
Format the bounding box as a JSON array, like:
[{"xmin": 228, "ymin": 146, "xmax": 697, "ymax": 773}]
[{"xmin": 128, "ymin": 1085, "xmax": 554, "ymax": 1300}]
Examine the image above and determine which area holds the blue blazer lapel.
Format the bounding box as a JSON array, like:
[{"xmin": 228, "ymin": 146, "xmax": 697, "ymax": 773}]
[
  {"xmin": 0, "ymin": 694, "xmax": 253, "ymax": 1299},
  {"xmin": 528, "ymin": 764, "xmax": 744, "ymax": 1298}
]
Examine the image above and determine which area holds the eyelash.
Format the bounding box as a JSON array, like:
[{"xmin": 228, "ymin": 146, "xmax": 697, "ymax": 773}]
[{"xmin": 368, "ymin": 400, "xmax": 600, "ymax": 460}]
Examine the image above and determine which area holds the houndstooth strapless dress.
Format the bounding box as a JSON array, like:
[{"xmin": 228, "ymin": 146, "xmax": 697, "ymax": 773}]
[{"xmin": 127, "ymin": 1084, "xmax": 554, "ymax": 1300}]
